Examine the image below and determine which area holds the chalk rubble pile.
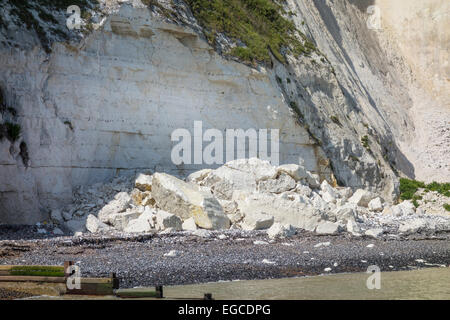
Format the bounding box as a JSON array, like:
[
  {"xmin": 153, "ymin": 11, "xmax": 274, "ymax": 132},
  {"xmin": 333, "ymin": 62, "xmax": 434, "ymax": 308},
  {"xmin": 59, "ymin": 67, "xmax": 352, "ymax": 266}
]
[{"xmin": 50, "ymin": 158, "xmax": 450, "ymax": 238}]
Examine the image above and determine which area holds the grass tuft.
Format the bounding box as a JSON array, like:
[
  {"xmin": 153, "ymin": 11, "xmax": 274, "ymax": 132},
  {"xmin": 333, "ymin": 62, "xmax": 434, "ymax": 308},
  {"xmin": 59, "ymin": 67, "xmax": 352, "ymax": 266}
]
[{"xmin": 185, "ymin": 0, "xmax": 316, "ymax": 65}]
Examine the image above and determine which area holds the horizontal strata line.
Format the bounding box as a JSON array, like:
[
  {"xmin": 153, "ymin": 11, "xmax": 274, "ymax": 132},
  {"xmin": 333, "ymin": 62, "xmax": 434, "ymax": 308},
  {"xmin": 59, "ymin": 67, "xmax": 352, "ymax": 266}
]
[{"xmin": 2, "ymin": 164, "xmax": 328, "ymax": 173}]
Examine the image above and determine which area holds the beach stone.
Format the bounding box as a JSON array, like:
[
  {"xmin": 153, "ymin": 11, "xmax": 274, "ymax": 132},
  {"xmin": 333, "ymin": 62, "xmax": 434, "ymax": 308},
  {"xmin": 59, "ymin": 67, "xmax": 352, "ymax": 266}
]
[
  {"xmin": 156, "ymin": 210, "xmax": 182, "ymax": 231},
  {"xmin": 337, "ymin": 187, "xmax": 353, "ymax": 200},
  {"xmin": 98, "ymin": 192, "xmax": 131, "ymax": 223},
  {"xmin": 107, "ymin": 210, "xmax": 142, "ymax": 231},
  {"xmin": 397, "ymin": 201, "xmax": 416, "ymax": 216},
  {"xmin": 398, "ymin": 218, "xmax": 427, "ymax": 234},
  {"xmin": 321, "ymin": 191, "xmax": 336, "ymax": 204},
  {"xmin": 306, "ymin": 173, "xmax": 321, "ymax": 189},
  {"xmin": 130, "ymin": 188, "xmax": 151, "ymax": 206},
  {"xmin": 365, "ymin": 228, "xmax": 384, "ymax": 238},
  {"xmin": 182, "ymin": 217, "xmax": 197, "ymax": 231},
  {"xmin": 152, "ymin": 173, "xmax": 230, "ymax": 230},
  {"xmin": 135, "ymin": 173, "xmax": 153, "ymax": 191},
  {"xmin": 276, "ymin": 164, "xmax": 309, "ymax": 181},
  {"xmin": 218, "ymin": 199, "xmax": 238, "ymax": 215},
  {"xmin": 346, "ymin": 219, "xmax": 361, "ymax": 235},
  {"xmin": 331, "ymin": 207, "xmax": 358, "ymax": 224},
  {"xmin": 236, "ymin": 192, "xmax": 324, "ymax": 231},
  {"xmin": 258, "ymin": 173, "xmax": 296, "ymax": 194},
  {"xmin": 348, "ymin": 189, "xmax": 377, "ymax": 207},
  {"xmin": 314, "ymin": 242, "xmax": 331, "ymax": 248},
  {"xmin": 382, "ymin": 206, "xmax": 393, "ymax": 215},
  {"xmin": 86, "ymin": 214, "xmax": 110, "ymax": 233},
  {"xmin": 125, "ymin": 208, "xmax": 155, "ymax": 233},
  {"xmin": 242, "ymin": 212, "xmax": 274, "ymax": 230},
  {"xmin": 368, "ymin": 197, "xmax": 383, "ymax": 212},
  {"xmin": 164, "ymin": 250, "xmax": 179, "ymax": 257},
  {"xmin": 267, "ymin": 223, "xmax": 296, "ymax": 239},
  {"xmin": 315, "ymin": 221, "xmax": 342, "ymax": 235},
  {"xmin": 320, "ymin": 180, "xmax": 338, "ymax": 198},
  {"xmin": 294, "ymin": 184, "xmax": 312, "ymax": 197},
  {"xmin": 202, "ymin": 158, "xmax": 278, "ymax": 200}
]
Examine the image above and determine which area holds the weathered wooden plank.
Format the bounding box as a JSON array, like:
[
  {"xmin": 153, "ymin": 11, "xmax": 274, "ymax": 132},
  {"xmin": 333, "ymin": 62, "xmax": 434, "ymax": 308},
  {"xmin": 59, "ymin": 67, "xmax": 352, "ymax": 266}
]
[
  {"xmin": 66, "ymin": 281, "xmax": 114, "ymax": 296},
  {"xmin": 115, "ymin": 289, "xmax": 159, "ymax": 299},
  {"xmin": 0, "ymin": 276, "xmax": 67, "ymax": 283}
]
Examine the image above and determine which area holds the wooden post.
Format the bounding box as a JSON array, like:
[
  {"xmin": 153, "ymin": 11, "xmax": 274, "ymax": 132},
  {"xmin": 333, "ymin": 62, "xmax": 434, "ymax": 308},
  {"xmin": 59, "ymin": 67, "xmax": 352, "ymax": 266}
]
[
  {"xmin": 111, "ymin": 272, "xmax": 119, "ymax": 289},
  {"xmin": 64, "ymin": 261, "xmax": 74, "ymax": 278},
  {"xmin": 155, "ymin": 285, "xmax": 163, "ymax": 298}
]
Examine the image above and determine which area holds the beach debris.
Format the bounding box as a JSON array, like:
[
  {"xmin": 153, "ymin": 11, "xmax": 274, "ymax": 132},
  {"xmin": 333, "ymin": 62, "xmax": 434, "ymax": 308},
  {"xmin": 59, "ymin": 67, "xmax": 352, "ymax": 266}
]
[
  {"xmin": 365, "ymin": 228, "xmax": 383, "ymax": 238},
  {"xmin": 314, "ymin": 242, "xmax": 331, "ymax": 248},
  {"xmin": 164, "ymin": 250, "xmax": 180, "ymax": 257},
  {"xmin": 253, "ymin": 240, "xmax": 269, "ymax": 245}
]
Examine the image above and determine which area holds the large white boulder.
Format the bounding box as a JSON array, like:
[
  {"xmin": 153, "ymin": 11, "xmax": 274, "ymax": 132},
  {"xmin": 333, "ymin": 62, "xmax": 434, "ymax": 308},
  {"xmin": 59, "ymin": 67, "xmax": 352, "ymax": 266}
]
[
  {"xmin": 125, "ymin": 207, "xmax": 155, "ymax": 233},
  {"xmin": 393, "ymin": 201, "xmax": 416, "ymax": 216},
  {"xmin": 202, "ymin": 158, "xmax": 278, "ymax": 200},
  {"xmin": 152, "ymin": 173, "xmax": 230, "ymax": 230},
  {"xmin": 98, "ymin": 192, "xmax": 131, "ymax": 223},
  {"xmin": 236, "ymin": 192, "xmax": 324, "ymax": 231},
  {"xmin": 66, "ymin": 219, "xmax": 86, "ymax": 233},
  {"xmin": 86, "ymin": 214, "xmax": 110, "ymax": 233},
  {"xmin": 258, "ymin": 173, "xmax": 296, "ymax": 194},
  {"xmin": 50, "ymin": 209, "xmax": 63, "ymax": 224},
  {"xmin": 156, "ymin": 210, "xmax": 183, "ymax": 231},
  {"xmin": 320, "ymin": 180, "xmax": 338, "ymax": 198},
  {"xmin": 348, "ymin": 189, "xmax": 377, "ymax": 207},
  {"xmin": 315, "ymin": 221, "xmax": 342, "ymax": 235},
  {"xmin": 242, "ymin": 212, "xmax": 274, "ymax": 230},
  {"xmin": 135, "ymin": 173, "xmax": 153, "ymax": 191},
  {"xmin": 267, "ymin": 223, "xmax": 296, "ymax": 239},
  {"xmin": 107, "ymin": 210, "xmax": 142, "ymax": 231},
  {"xmin": 276, "ymin": 164, "xmax": 309, "ymax": 181}
]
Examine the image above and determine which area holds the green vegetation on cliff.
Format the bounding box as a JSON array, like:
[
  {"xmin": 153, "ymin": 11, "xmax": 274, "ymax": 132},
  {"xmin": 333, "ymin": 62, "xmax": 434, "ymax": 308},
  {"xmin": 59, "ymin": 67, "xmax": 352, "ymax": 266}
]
[
  {"xmin": 185, "ymin": 0, "xmax": 315, "ymax": 65},
  {"xmin": 400, "ymin": 178, "xmax": 450, "ymax": 201},
  {"xmin": 3, "ymin": 0, "xmax": 98, "ymax": 53}
]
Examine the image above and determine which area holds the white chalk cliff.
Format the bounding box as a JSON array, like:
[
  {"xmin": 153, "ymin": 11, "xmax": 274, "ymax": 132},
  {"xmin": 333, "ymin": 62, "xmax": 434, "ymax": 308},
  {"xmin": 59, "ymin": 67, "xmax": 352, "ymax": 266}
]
[{"xmin": 0, "ymin": 0, "xmax": 447, "ymax": 224}]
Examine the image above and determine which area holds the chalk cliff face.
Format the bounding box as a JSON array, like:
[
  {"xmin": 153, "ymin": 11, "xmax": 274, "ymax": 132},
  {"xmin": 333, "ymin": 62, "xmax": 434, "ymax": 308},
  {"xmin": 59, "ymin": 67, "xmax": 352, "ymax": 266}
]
[{"xmin": 0, "ymin": 0, "xmax": 446, "ymax": 224}]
